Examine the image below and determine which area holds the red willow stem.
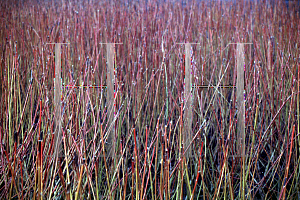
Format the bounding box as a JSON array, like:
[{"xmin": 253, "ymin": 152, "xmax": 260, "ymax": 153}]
[{"xmin": 192, "ymin": 141, "xmax": 203, "ymax": 197}]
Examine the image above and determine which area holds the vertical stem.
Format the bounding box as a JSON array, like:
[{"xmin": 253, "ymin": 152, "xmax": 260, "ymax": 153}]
[
  {"xmin": 268, "ymin": 39, "xmax": 274, "ymax": 154},
  {"xmin": 236, "ymin": 43, "xmax": 245, "ymax": 157},
  {"xmin": 74, "ymin": 165, "xmax": 84, "ymax": 200},
  {"xmin": 133, "ymin": 128, "xmax": 139, "ymax": 200},
  {"xmin": 54, "ymin": 44, "xmax": 62, "ymax": 159},
  {"xmin": 106, "ymin": 43, "xmax": 115, "ymax": 157},
  {"xmin": 38, "ymin": 99, "xmax": 43, "ymax": 200},
  {"xmin": 236, "ymin": 43, "xmax": 245, "ymax": 200},
  {"xmin": 184, "ymin": 43, "xmax": 192, "ymax": 157},
  {"xmin": 49, "ymin": 43, "xmax": 70, "ymax": 200}
]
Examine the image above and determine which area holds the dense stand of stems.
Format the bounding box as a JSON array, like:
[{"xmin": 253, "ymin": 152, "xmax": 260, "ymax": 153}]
[{"xmin": 0, "ymin": 0, "xmax": 299, "ymax": 199}]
